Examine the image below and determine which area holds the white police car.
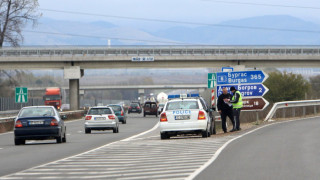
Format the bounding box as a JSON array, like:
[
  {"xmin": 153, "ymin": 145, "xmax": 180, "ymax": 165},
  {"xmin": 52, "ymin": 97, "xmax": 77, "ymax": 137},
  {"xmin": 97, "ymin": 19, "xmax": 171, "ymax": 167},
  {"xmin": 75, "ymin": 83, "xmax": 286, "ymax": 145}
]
[{"xmin": 159, "ymin": 94, "xmax": 216, "ymax": 139}]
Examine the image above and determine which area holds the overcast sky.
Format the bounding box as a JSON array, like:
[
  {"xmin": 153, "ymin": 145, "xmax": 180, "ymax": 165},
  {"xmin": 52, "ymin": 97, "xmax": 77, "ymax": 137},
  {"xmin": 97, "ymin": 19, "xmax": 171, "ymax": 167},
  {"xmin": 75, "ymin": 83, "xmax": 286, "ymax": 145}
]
[{"xmin": 38, "ymin": 0, "xmax": 320, "ymax": 25}]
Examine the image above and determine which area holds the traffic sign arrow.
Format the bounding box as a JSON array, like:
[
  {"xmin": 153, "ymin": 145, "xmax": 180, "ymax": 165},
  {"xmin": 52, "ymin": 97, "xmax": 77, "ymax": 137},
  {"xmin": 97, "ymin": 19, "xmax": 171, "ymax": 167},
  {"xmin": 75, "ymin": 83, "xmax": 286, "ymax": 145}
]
[
  {"xmin": 242, "ymin": 97, "xmax": 269, "ymax": 111},
  {"xmin": 217, "ymin": 84, "xmax": 269, "ymax": 97},
  {"xmin": 207, "ymin": 73, "xmax": 216, "ymax": 88},
  {"xmin": 216, "ymin": 70, "xmax": 269, "ymax": 85}
]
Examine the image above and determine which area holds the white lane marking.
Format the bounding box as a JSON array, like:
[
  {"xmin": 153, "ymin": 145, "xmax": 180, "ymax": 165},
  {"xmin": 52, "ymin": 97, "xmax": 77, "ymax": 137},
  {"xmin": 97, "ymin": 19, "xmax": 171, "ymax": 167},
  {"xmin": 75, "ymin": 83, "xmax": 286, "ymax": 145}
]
[
  {"xmin": 186, "ymin": 116, "xmax": 320, "ymax": 180},
  {"xmin": 121, "ymin": 122, "xmax": 159, "ymax": 142},
  {"xmin": 0, "ymin": 132, "xmax": 13, "ymax": 136},
  {"xmin": 65, "ymin": 119, "xmax": 83, "ymax": 124},
  {"xmin": 0, "ymin": 120, "xmax": 160, "ymax": 179},
  {"xmin": 66, "ymin": 134, "xmax": 71, "ymax": 136},
  {"xmin": 0, "ymin": 148, "xmax": 3, "ymax": 150}
]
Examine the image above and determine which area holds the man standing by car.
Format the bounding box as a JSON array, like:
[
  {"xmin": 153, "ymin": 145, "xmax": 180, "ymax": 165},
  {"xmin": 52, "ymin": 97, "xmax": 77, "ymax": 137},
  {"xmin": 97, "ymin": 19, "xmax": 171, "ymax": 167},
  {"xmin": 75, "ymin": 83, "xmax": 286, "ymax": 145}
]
[
  {"xmin": 229, "ymin": 86, "xmax": 243, "ymax": 131},
  {"xmin": 217, "ymin": 88, "xmax": 235, "ymax": 133}
]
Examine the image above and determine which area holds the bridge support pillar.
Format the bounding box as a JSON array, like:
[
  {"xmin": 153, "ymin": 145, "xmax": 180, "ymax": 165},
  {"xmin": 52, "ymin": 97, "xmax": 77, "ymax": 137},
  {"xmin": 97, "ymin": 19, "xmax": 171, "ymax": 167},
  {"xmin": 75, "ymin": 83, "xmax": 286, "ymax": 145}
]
[
  {"xmin": 69, "ymin": 79, "xmax": 79, "ymax": 110},
  {"xmin": 64, "ymin": 66, "xmax": 83, "ymax": 110},
  {"xmin": 138, "ymin": 89, "xmax": 145, "ymax": 104}
]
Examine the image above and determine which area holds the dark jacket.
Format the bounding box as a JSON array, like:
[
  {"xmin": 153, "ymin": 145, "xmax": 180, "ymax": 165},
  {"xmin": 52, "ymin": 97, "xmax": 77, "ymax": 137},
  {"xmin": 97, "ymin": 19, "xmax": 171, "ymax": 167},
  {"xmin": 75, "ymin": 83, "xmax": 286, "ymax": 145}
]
[{"xmin": 217, "ymin": 93, "xmax": 233, "ymax": 111}]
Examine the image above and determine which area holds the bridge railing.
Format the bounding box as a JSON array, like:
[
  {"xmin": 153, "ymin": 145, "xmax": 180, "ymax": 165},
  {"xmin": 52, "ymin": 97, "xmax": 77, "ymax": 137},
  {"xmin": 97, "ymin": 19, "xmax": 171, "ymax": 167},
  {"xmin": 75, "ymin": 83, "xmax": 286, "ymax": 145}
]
[
  {"xmin": 1, "ymin": 46, "xmax": 320, "ymax": 57},
  {"xmin": 264, "ymin": 99, "xmax": 320, "ymax": 121}
]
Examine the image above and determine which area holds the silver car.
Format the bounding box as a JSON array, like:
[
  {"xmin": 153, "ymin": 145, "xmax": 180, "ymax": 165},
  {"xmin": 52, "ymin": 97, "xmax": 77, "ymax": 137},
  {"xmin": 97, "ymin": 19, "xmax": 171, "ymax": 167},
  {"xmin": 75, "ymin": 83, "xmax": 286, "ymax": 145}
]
[{"xmin": 84, "ymin": 107, "xmax": 119, "ymax": 134}]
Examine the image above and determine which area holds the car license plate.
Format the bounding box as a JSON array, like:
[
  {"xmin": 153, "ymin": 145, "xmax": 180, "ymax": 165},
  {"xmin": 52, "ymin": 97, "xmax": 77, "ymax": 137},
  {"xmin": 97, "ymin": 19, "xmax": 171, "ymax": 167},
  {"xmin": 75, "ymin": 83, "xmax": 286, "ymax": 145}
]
[
  {"xmin": 95, "ymin": 117, "xmax": 106, "ymax": 120},
  {"xmin": 29, "ymin": 121, "xmax": 44, "ymax": 125},
  {"xmin": 145, "ymin": 110, "xmax": 150, "ymax": 112},
  {"xmin": 175, "ymin": 115, "xmax": 190, "ymax": 120},
  {"xmin": 132, "ymin": 109, "xmax": 136, "ymax": 111}
]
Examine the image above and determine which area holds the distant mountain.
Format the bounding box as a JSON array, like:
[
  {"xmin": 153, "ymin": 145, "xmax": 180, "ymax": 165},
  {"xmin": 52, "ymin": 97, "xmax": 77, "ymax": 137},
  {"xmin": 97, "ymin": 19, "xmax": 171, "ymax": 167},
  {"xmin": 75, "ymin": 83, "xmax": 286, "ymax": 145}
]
[
  {"xmin": 21, "ymin": 15, "xmax": 320, "ymax": 46},
  {"xmin": 153, "ymin": 15, "xmax": 320, "ymax": 45},
  {"xmin": 22, "ymin": 18, "xmax": 178, "ymax": 46}
]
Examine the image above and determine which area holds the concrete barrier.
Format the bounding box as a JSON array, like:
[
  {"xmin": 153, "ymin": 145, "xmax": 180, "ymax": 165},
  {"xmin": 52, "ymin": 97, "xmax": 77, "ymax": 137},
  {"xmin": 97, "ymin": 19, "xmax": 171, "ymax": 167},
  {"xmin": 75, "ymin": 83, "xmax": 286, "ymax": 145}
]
[{"xmin": 0, "ymin": 110, "xmax": 85, "ymax": 133}]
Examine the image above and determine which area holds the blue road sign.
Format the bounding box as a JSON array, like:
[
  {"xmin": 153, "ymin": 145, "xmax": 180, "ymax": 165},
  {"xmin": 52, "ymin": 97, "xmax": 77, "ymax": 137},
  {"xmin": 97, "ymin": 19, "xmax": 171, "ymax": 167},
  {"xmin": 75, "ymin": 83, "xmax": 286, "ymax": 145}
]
[
  {"xmin": 217, "ymin": 84, "xmax": 269, "ymax": 97},
  {"xmin": 216, "ymin": 70, "xmax": 268, "ymax": 85}
]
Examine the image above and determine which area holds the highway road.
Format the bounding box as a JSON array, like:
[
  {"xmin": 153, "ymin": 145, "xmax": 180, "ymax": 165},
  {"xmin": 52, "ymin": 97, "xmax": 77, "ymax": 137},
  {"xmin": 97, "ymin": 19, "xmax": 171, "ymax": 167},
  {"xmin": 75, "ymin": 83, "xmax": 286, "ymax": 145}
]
[
  {"xmin": 2, "ymin": 115, "xmax": 320, "ymax": 179},
  {"xmin": 196, "ymin": 117, "xmax": 320, "ymax": 180},
  {"xmin": 0, "ymin": 114, "xmax": 158, "ymax": 177}
]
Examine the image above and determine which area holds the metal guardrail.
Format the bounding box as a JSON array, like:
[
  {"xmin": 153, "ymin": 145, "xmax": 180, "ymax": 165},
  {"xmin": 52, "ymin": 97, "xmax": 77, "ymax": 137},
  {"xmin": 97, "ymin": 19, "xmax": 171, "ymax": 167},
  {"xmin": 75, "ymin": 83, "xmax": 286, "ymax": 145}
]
[
  {"xmin": 264, "ymin": 99, "xmax": 320, "ymax": 121},
  {"xmin": 1, "ymin": 46, "xmax": 320, "ymax": 57},
  {"xmin": 0, "ymin": 110, "xmax": 85, "ymax": 123}
]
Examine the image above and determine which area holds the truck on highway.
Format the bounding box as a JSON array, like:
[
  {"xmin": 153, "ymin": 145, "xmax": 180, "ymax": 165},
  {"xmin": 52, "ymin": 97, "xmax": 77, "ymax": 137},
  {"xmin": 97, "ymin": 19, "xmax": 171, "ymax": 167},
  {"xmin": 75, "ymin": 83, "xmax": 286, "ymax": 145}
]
[
  {"xmin": 43, "ymin": 87, "xmax": 62, "ymax": 111},
  {"xmin": 157, "ymin": 92, "xmax": 168, "ymax": 114}
]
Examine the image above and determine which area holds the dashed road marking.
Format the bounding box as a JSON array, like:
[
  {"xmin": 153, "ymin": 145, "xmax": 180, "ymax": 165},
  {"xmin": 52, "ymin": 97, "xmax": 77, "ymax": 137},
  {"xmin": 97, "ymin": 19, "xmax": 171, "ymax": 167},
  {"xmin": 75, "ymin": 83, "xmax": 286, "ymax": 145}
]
[{"xmin": 0, "ymin": 133, "xmax": 236, "ymax": 180}]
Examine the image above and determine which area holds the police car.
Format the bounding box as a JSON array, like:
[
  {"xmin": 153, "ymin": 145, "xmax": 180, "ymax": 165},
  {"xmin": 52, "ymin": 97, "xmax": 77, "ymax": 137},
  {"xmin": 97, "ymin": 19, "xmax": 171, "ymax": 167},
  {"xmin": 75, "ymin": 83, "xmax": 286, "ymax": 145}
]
[{"xmin": 159, "ymin": 94, "xmax": 216, "ymax": 139}]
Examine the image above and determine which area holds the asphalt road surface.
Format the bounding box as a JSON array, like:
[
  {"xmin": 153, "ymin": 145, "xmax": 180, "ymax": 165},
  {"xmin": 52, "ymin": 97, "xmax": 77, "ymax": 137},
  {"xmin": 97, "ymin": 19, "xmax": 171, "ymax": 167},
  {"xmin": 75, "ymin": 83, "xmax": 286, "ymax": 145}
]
[
  {"xmin": 196, "ymin": 117, "xmax": 320, "ymax": 180},
  {"xmin": 0, "ymin": 114, "xmax": 158, "ymax": 177}
]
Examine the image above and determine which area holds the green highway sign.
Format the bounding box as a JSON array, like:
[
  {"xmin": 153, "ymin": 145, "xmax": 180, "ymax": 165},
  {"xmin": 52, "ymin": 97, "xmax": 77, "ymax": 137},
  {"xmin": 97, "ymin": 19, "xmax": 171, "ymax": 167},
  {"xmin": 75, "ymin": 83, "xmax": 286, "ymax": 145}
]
[
  {"xmin": 15, "ymin": 87, "xmax": 28, "ymax": 103},
  {"xmin": 208, "ymin": 73, "xmax": 216, "ymax": 88}
]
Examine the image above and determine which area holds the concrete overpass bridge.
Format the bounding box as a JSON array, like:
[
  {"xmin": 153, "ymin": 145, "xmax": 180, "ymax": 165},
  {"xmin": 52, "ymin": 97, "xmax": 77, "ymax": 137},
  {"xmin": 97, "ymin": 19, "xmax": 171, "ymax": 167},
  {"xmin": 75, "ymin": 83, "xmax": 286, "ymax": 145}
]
[
  {"xmin": 1, "ymin": 46, "xmax": 320, "ymax": 69},
  {"xmin": 27, "ymin": 84, "xmax": 207, "ymax": 91},
  {"xmin": 2, "ymin": 45, "xmax": 320, "ymax": 110}
]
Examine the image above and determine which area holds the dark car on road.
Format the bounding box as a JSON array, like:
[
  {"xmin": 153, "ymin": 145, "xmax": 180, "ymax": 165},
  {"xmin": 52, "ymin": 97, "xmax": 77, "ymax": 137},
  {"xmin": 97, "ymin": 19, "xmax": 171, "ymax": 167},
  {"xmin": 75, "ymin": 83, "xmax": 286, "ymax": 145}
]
[
  {"xmin": 107, "ymin": 104, "xmax": 127, "ymax": 124},
  {"xmin": 128, "ymin": 103, "xmax": 142, "ymax": 114},
  {"xmin": 14, "ymin": 106, "xmax": 67, "ymax": 145},
  {"xmin": 144, "ymin": 101, "xmax": 158, "ymax": 117}
]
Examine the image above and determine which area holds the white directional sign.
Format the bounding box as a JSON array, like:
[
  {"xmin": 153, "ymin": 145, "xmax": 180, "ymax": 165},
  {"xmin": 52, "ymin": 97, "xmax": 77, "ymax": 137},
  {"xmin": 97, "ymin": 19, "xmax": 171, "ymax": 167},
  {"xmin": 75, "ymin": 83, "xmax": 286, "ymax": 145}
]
[{"xmin": 15, "ymin": 87, "xmax": 28, "ymax": 103}]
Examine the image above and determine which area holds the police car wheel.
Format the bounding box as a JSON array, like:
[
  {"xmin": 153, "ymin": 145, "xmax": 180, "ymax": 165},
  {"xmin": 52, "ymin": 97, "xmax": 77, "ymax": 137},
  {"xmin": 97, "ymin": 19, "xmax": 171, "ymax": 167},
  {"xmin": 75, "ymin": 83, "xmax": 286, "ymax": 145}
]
[
  {"xmin": 85, "ymin": 128, "xmax": 91, "ymax": 134},
  {"xmin": 202, "ymin": 130, "xmax": 209, "ymax": 138},
  {"xmin": 161, "ymin": 133, "xmax": 170, "ymax": 140}
]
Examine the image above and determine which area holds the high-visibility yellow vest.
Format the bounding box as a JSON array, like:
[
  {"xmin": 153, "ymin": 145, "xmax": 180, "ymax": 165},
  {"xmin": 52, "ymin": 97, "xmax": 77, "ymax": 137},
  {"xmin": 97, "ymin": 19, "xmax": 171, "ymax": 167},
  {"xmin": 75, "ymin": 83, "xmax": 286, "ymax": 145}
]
[{"xmin": 232, "ymin": 91, "xmax": 243, "ymax": 109}]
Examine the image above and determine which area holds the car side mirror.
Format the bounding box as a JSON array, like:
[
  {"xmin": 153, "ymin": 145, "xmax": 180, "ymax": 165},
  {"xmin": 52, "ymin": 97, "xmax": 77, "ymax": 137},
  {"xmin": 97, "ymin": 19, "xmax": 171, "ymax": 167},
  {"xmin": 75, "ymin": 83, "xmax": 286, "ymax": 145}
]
[{"xmin": 61, "ymin": 115, "xmax": 67, "ymax": 120}]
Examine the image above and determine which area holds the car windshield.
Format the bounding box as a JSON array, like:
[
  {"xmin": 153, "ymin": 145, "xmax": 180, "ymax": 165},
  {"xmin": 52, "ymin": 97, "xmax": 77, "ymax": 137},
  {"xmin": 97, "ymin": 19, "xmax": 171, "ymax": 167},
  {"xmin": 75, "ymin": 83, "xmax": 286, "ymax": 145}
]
[
  {"xmin": 44, "ymin": 95, "xmax": 60, "ymax": 101},
  {"xmin": 108, "ymin": 105, "xmax": 121, "ymax": 112},
  {"xmin": 19, "ymin": 107, "xmax": 55, "ymax": 117},
  {"xmin": 88, "ymin": 108, "xmax": 112, "ymax": 115},
  {"xmin": 166, "ymin": 101, "xmax": 199, "ymax": 110},
  {"xmin": 130, "ymin": 103, "xmax": 139, "ymax": 107}
]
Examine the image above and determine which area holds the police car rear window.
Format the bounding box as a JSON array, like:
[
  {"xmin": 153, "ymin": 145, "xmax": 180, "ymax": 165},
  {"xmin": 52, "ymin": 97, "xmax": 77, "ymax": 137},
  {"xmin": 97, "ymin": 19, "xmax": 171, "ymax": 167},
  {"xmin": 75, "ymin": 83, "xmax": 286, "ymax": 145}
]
[
  {"xmin": 88, "ymin": 108, "xmax": 112, "ymax": 115},
  {"xmin": 166, "ymin": 101, "xmax": 199, "ymax": 110}
]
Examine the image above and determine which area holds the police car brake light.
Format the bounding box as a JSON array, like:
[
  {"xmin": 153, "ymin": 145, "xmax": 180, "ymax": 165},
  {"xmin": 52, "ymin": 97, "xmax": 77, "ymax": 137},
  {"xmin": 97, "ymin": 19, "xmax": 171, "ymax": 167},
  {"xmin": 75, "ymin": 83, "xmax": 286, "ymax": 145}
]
[
  {"xmin": 160, "ymin": 112, "xmax": 167, "ymax": 122},
  {"xmin": 198, "ymin": 111, "xmax": 206, "ymax": 120}
]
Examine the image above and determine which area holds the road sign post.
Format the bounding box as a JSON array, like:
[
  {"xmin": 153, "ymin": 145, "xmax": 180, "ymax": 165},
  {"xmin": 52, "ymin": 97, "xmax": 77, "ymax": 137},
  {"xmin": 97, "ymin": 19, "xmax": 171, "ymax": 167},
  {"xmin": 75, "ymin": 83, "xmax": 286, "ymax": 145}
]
[
  {"xmin": 15, "ymin": 87, "xmax": 28, "ymax": 103},
  {"xmin": 208, "ymin": 73, "xmax": 216, "ymax": 108}
]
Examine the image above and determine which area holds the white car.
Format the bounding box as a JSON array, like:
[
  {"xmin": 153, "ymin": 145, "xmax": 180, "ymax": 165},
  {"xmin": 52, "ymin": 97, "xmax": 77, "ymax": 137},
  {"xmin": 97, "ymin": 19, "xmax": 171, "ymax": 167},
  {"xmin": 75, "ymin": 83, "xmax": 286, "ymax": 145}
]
[
  {"xmin": 159, "ymin": 96, "xmax": 215, "ymax": 139},
  {"xmin": 84, "ymin": 106, "xmax": 119, "ymax": 134}
]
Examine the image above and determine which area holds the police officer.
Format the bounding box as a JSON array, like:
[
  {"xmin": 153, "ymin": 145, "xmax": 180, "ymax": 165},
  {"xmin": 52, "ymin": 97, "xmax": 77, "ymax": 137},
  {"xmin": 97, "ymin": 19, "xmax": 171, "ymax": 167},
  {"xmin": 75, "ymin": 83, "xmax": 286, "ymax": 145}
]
[
  {"xmin": 217, "ymin": 87, "xmax": 236, "ymax": 133},
  {"xmin": 229, "ymin": 86, "xmax": 243, "ymax": 131}
]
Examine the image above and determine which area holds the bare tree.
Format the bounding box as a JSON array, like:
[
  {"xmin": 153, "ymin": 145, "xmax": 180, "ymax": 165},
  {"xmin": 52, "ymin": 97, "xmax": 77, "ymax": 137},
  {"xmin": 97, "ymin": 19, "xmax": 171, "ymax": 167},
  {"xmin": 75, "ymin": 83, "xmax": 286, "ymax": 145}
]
[{"xmin": 0, "ymin": 0, "xmax": 41, "ymax": 47}]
